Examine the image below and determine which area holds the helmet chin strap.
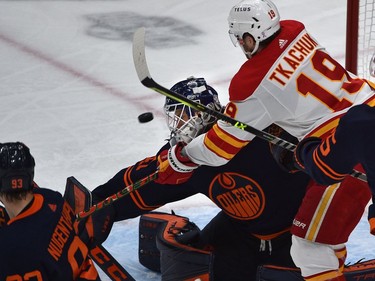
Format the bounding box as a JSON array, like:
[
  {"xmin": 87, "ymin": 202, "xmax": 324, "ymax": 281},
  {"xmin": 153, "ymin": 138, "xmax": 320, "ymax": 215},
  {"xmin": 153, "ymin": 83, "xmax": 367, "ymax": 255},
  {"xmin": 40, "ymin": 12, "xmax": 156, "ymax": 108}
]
[{"xmin": 240, "ymin": 40, "xmax": 260, "ymax": 58}]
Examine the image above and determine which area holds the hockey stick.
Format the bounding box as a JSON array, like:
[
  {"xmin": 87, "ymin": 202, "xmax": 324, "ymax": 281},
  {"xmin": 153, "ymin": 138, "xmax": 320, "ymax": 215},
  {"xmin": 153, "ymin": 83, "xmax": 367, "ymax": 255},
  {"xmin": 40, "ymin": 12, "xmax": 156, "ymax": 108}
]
[
  {"xmin": 76, "ymin": 171, "xmax": 158, "ymax": 221},
  {"xmin": 132, "ymin": 27, "xmax": 367, "ymax": 183},
  {"xmin": 90, "ymin": 244, "xmax": 135, "ymax": 281},
  {"xmin": 132, "ymin": 28, "xmax": 294, "ymax": 151},
  {"xmin": 65, "ymin": 176, "xmax": 136, "ymax": 281}
]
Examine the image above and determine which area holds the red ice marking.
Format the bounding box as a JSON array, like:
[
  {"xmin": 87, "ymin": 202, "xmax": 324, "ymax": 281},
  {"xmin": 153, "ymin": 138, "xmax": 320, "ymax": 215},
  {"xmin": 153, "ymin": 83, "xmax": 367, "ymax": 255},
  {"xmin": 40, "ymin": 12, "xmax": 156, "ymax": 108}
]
[{"xmin": 0, "ymin": 32, "xmax": 159, "ymax": 113}]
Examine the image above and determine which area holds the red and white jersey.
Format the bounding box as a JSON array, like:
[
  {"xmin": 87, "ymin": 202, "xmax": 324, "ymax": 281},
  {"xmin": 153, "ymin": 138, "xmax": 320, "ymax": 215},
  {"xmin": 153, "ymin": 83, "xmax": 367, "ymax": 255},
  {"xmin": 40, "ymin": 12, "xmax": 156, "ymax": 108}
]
[{"xmin": 185, "ymin": 20, "xmax": 375, "ymax": 166}]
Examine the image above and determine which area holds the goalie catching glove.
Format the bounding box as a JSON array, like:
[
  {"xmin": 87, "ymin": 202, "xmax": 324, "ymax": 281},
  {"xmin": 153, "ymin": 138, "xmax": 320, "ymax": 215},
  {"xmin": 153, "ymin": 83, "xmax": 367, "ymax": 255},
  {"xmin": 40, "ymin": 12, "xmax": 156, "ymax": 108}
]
[{"xmin": 156, "ymin": 142, "xmax": 198, "ymax": 185}]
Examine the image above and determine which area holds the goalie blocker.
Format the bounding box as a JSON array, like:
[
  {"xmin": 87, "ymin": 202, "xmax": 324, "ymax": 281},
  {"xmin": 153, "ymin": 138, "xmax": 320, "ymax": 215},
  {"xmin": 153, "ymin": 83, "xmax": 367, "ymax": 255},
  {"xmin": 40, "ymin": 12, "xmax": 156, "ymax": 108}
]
[{"xmin": 139, "ymin": 212, "xmax": 375, "ymax": 281}]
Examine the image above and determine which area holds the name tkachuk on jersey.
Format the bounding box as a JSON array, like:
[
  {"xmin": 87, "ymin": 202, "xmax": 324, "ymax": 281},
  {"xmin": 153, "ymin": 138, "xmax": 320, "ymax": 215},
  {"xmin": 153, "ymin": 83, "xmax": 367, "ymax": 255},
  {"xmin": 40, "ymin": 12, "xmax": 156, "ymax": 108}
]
[{"xmin": 269, "ymin": 32, "xmax": 319, "ymax": 87}]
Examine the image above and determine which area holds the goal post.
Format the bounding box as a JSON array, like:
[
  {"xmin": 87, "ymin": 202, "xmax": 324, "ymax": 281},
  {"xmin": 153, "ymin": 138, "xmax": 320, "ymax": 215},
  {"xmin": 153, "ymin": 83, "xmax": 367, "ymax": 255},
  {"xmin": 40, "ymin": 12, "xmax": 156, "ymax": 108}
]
[
  {"xmin": 346, "ymin": 0, "xmax": 359, "ymax": 75},
  {"xmin": 345, "ymin": 0, "xmax": 375, "ymax": 81}
]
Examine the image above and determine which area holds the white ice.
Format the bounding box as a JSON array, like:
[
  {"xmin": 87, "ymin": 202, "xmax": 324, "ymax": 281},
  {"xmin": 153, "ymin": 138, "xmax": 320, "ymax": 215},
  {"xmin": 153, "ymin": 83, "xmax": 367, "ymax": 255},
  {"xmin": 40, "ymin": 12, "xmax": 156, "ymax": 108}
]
[{"xmin": 0, "ymin": 0, "xmax": 374, "ymax": 280}]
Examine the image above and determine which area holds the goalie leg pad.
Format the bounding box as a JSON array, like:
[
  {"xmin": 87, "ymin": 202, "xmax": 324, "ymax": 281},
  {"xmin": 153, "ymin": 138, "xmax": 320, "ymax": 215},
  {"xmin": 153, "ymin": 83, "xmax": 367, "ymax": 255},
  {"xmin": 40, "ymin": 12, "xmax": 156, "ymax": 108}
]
[
  {"xmin": 257, "ymin": 259, "xmax": 375, "ymax": 281},
  {"xmin": 139, "ymin": 211, "xmax": 213, "ymax": 280},
  {"xmin": 344, "ymin": 259, "xmax": 375, "ymax": 281},
  {"xmin": 138, "ymin": 212, "xmax": 167, "ymax": 272}
]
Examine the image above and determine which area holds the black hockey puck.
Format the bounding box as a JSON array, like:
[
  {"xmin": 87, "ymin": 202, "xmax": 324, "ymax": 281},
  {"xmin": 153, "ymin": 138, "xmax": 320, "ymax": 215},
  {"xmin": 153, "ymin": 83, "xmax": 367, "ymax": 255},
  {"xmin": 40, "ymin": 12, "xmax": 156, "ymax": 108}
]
[{"xmin": 138, "ymin": 112, "xmax": 154, "ymax": 123}]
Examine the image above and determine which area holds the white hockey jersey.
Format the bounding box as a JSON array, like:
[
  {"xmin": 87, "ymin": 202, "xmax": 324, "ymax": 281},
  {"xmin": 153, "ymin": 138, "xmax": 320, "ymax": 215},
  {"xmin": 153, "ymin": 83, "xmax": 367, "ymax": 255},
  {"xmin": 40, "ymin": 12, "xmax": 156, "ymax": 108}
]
[{"xmin": 185, "ymin": 20, "xmax": 375, "ymax": 166}]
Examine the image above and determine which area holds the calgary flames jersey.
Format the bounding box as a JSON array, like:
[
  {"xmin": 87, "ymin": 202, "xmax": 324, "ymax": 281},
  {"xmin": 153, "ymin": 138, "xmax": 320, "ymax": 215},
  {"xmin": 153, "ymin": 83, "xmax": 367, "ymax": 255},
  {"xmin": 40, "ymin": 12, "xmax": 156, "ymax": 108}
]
[{"xmin": 184, "ymin": 20, "xmax": 375, "ymax": 167}]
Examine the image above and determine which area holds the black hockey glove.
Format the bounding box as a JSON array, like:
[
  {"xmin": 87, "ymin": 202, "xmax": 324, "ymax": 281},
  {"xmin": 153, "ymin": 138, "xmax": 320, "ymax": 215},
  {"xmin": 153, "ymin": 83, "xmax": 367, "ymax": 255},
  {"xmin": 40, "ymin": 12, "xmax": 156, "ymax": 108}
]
[
  {"xmin": 293, "ymin": 136, "xmax": 322, "ymax": 171},
  {"xmin": 267, "ymin": 124, "xmax": 300, "ymax": 173}
]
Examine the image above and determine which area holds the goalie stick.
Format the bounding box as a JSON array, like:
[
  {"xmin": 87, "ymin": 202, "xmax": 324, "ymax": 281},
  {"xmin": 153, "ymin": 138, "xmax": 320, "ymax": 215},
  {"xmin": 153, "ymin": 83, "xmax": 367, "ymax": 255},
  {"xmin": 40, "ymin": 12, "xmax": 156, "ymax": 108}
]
[
  {"xmin": 76, "ymin": 171, "xmax": 158, "ymax": 221},
  {"xmin": 132, "ymin": 27, "xmax": 367, "ymax": 183}
]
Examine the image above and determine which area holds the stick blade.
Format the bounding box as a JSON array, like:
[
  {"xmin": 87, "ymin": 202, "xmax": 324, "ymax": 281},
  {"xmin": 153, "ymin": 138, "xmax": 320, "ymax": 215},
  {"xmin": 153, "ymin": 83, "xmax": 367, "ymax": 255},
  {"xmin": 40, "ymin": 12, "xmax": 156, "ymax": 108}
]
[{"xmin": 132, "ymin": 27, "xmax": 151, "ymax": 84}]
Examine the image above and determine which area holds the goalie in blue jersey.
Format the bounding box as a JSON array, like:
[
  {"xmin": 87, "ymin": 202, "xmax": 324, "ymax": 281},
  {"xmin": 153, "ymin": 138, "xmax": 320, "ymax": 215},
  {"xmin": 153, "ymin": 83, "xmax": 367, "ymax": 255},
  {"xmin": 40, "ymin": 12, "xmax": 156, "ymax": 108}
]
[
  {"xmin": 89, "ymin": 77, "xmax": 312, "ymax": 280},
  {"xmin": 86, "ymin": 76, "xmax": 373, "ymax": 281}
]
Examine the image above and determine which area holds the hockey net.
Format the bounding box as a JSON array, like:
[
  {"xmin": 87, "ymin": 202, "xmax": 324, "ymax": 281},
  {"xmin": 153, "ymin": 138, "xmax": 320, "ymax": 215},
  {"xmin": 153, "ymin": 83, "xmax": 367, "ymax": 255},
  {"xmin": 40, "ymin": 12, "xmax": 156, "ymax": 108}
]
[{"xmin": 346, "ymin": 0, "xmax": 375, "ymax": 81}]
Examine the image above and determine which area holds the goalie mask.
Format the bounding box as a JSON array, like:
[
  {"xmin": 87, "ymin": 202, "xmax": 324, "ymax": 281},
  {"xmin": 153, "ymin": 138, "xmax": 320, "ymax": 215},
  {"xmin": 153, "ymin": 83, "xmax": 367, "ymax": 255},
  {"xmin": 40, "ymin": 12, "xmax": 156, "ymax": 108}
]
[
  {"xmin": 0, "ymin": 142, "xmax": 35, "ymax": 193},
  {"xmin": 164, "ymin": 77, "xmax": 222, "ymax": 144},
  {"xmin": 228, "ymin": 0, "xmax": 280, "ymax": 56}
]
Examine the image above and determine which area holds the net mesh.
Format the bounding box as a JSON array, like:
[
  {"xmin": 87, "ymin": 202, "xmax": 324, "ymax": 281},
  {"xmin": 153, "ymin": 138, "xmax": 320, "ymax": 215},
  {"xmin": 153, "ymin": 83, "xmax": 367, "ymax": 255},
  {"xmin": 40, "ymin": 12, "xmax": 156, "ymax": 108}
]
[{"xmin": 357, "ymin": 0, "xmax": 375, "ymax": 81}]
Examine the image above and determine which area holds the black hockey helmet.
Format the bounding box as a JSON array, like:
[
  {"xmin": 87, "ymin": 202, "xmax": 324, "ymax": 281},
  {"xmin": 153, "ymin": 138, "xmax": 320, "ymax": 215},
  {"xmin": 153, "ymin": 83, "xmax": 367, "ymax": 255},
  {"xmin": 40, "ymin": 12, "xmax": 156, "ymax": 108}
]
[{"xmin": 0, "ymin": 142, "xmax": 35, "ymax": 193}]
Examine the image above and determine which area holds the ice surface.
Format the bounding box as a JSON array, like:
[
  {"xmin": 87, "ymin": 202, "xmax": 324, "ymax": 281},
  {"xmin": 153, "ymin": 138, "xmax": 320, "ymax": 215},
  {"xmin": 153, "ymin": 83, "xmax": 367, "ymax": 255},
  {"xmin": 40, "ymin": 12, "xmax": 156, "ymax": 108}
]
[{"xmin": 0, "ymin": 0, "xmax": 374, "ymax": 279}]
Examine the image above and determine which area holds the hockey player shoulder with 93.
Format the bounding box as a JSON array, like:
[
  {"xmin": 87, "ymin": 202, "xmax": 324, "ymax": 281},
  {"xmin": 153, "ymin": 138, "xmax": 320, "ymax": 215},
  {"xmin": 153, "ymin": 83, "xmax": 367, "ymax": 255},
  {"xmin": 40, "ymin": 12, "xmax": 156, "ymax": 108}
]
[
  {"xmin": 0, "ymin": 142, "xmax": 100, "ymax": 281},
  {"xmin": 91, "ymin": 77, "xmax": 313, "ymax": 281}
]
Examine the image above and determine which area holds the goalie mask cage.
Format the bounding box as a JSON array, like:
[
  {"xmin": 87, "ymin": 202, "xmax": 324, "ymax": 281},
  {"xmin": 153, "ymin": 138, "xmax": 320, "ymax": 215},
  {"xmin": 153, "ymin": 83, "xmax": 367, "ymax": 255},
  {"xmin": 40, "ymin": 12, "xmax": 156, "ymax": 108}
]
[{"xmin": 346, "ymin": 0, "xmax": 375, "ymax": 81}]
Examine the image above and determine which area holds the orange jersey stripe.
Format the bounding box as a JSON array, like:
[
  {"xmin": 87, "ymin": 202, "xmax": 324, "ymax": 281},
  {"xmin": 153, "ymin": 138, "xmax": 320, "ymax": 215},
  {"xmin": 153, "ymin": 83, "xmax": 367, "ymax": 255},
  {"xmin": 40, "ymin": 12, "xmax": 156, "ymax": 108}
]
[
  {"xmin": 305, "ymin": 270, "xmax": 342, "ymax": 281},
  {"xmin": 308, "ymin": 94, "xmax": 375, "ymax": 139},
  {"xmin": 364, "ymin": 87, "xmax": 375, "ymax": 102},
  {"xmin": 252, "ymin": 227, "xmax": 291, "ymax": 240},
  {"xmin": 204, "ymin": 124, "xmax": 249, "ymax": 160},
  {"xmin": 312, "ymin": 150, "xmax": 347, "ymax": 181},
  {"xmin": 334, "ymin": 246, "xmax": 347, "ymax": 272},
  {"xmin": 308, "ymin": 117, "xmax": 341, "ymax": 138},
  {"xmin": 369, "ymin": 217, "xmax": 375, "ymax": 235},
  {"xmin": 8, "ymin": 194, "xmax": 44, "ymax": 225},
  {"xmin": 130, "ymin": 190, "xmax": 162, "ymax": 211},
  {"xmin": 334, "ymin": 247, "xmax": 347, "ymax": 260},
  {"xmin": 124, "ymin": 166, "xmax": 161, "ymax": 210}
]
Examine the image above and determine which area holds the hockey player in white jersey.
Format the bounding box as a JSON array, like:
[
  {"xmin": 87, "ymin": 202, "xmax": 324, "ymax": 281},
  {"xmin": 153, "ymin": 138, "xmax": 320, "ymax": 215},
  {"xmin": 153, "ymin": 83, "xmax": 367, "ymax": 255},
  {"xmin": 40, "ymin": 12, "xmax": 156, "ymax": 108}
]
[{"xmin": 153, "ymin": 0, "xmax": 375, "ymax": 280}]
